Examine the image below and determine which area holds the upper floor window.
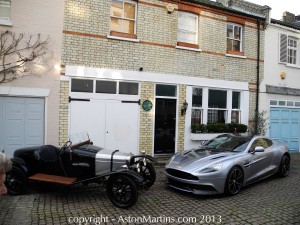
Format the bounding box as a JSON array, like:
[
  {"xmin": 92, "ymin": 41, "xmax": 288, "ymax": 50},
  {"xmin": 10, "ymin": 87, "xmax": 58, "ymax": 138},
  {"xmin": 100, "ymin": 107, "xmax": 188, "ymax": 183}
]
[
  {"xmin": 227, "ymin": 23, "xmax": 242, "ymax": 53},
  {"xmin": 288, "ymin": 37, "xmax": 297, "ymax": 64},
  {"xmin": 178, "ymin": 12, "xmax": 198, "ymax": 45},
  {"xmin": 280, "ymin": 34, "xmax": 299, "ymax": 65},
  {"xmin": 110, "ymin": 0, "xmax": 137, "ymax": 35},
  {"xmin": 0, "ymin": 0, "xmax": 11, "ymax": 25}
]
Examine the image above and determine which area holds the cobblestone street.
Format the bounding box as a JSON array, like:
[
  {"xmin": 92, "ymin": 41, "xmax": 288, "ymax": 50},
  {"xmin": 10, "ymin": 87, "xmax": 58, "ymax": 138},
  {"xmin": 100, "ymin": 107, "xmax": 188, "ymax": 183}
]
[{"xmin": 1, "ymin": 154, "xmax": 300, "ymax": 225}]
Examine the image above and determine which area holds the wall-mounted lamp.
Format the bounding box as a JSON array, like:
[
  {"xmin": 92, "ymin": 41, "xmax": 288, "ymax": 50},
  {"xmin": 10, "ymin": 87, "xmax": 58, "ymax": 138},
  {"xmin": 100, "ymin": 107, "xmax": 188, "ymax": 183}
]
[
  {"xmin": 139, "ymin": 67, "xmax": 143, "ymax": 72},
  {"xmin": 280, "ymin": 71, "xmax": 286, "ymax": 80},
  {"xmin": 181, "ymin": 100, "xmax": 188, "ymax": 116},
  {"xmin": 166, "ymin": 3, "xmax": 175, "ymax": 14}
]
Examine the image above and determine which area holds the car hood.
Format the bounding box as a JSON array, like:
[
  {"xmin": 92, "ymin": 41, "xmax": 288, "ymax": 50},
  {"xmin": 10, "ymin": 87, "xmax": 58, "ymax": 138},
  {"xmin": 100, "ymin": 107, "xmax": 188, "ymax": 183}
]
[{"xmin": 166, "ymin": 149, "xmax": 237, "ymax": 173}]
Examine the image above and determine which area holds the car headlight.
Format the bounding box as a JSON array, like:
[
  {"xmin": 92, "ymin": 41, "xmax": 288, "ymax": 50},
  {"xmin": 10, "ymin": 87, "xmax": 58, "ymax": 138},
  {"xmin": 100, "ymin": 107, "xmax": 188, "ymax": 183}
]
[{"xmin": 198, "ymin": 164, "xmax": 223, "ymax": 173}]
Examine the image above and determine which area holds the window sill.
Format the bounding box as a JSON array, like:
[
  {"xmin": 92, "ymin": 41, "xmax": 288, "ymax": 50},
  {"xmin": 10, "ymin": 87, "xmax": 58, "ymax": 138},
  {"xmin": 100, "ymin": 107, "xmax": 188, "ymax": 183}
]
[
  {"xmin": 107, "ymin": 35, "xmax": 139, "ymax": 43},
  {"xmin": 225, "ymin": 54, "xmax": 247, "ymax": 59},
  {"xmin": 286, "ymin": 63, "xmax": 300, "ymax": 69},
  {"xmin": 0, "ymin": 20, "xmax": 12, "ymax": 26},
  {"xmin": 176, "ymin": 46, "xmax": 202, "ymax": 52}
]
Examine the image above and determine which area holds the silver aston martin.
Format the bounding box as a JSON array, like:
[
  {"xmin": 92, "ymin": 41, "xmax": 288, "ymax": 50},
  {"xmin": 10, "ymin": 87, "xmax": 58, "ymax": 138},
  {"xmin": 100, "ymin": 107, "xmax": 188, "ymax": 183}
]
[{"xmin": 165, "ymin": 134, "xmax": 290, "ymax": 195}]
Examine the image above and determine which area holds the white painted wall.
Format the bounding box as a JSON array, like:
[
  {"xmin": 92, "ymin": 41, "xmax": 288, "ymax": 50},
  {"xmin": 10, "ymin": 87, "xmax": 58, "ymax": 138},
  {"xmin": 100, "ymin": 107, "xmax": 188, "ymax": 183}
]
[
  {"xmin": 260, "ymin": 23, "xmax": 300, "ymax": 135},
  {"xmin": 0, "ymin": 0, "xmax": 64, "ymax": 145}
]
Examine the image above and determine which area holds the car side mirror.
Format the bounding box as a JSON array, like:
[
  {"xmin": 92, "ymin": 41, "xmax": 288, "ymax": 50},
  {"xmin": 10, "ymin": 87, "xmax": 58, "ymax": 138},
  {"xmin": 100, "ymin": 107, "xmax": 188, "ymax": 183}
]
[{"xmin": 254, "ymin": 146, "xmax": 265, "ymax": 153}]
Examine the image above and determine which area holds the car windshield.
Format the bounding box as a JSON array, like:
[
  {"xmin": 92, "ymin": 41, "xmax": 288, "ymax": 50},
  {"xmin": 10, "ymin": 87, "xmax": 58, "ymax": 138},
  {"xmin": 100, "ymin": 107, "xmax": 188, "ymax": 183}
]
[
  {"xmin": 199, "ymin": 135, "xmax": 251, "ymax": 152},
  {"xmin": 69, "ymin": 132, "xmax": 90, "ymax": 146}
]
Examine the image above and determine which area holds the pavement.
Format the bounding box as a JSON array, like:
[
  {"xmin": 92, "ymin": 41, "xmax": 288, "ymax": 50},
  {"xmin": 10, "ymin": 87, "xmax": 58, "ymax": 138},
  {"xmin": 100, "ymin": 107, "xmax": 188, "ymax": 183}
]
[{"xmin": 0, "ymin": 153, "xmax": 300, "ymax": 225}]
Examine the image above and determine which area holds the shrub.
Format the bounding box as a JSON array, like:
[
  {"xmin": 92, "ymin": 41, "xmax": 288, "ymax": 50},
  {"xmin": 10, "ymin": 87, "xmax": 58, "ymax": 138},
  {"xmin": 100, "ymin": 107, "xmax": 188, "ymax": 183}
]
[{"xmin": 191, "ymin": 123, "xmax": 247, "ymax": 133}]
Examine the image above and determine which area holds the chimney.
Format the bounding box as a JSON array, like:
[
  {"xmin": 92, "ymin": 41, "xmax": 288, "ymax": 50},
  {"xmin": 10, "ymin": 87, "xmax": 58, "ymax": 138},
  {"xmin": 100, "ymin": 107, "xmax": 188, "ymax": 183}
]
[{"xmin": 282, "ymin": 11, "xmax": 295, "ymax": 24}]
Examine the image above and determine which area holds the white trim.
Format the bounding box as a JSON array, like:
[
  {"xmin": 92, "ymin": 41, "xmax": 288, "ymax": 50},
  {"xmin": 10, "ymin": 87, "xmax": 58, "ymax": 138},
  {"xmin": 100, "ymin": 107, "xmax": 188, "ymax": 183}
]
[
  {"xmin": 107, "ymin": 35, "xmax": 140, "ymax": 43},
  {"xmin": 286, "ymin": 63, "xmax": 300, "ymax": 69},
  {"xmin": 0, "ymin": 86, "xmax": 50, "ymax": 97},
  {"xmin": 225, "ymin": 54, "xmax": 247, "ymax": 59},
  {"xmin": 65, "ymin": 66, "xmax": 249, "ymax": 91},
  {"xmin": 0, "ymin": 19, "xmax": 12, "ymax": 26},
  {"xmin": 176, "ymin": 45, "xmax": 202, "ymax": 52},
  {"xmin": 271, "ymin": 23, "xmax": 300, "ymax": 34}
]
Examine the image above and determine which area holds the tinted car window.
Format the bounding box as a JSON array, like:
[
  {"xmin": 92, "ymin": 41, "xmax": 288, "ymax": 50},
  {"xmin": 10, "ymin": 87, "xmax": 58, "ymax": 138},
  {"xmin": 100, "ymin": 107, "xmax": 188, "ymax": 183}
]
[{"xmin": 198, "ymin": 135, "xmax": 251, "ymax": 152}]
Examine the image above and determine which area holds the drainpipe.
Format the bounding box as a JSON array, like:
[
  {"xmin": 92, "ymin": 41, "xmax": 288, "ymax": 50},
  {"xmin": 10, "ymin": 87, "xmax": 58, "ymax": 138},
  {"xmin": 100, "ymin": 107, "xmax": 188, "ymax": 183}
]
[{"xmin": 255, "ymin": 18, "xmax": 260, "ymax": 134}]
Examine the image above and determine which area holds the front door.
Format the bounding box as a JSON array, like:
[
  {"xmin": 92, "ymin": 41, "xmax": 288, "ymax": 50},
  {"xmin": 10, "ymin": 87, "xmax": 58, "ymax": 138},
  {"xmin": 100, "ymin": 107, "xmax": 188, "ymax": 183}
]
[{"xmin": 154, "ymin": 98, "xmax": 177, "ymax": 154}]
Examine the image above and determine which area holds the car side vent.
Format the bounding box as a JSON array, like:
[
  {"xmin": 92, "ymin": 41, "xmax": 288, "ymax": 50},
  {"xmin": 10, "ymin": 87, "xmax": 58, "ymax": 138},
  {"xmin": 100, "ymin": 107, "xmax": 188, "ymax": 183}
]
[{"xmin": 210, "ymin": 156, "xmax": 225, "ymax": 160}]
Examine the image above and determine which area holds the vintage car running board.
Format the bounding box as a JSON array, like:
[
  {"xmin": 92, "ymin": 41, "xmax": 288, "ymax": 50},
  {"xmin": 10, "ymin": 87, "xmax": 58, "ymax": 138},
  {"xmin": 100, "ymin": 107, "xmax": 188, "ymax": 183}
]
[{"xmin": 29, "ymin": 173, "xmax": 77, "ymax": 185}]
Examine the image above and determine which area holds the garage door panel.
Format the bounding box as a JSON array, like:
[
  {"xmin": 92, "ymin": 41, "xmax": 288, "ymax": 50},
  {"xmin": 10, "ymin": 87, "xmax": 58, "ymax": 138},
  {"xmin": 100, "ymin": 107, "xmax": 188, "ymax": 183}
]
[
  {"xmin": 270, "ymin": 110, "xmax": 280, "ymax": 119},
  {"xmin": 0, "ymin": 97, "xmax": 4, "ymax": 151},
  {"xmin": 269, "ymin": 122, "xmax": 279, "ymax": 139},
  {"xmin": 270, "ymin": 107, "xmax": 300, "ymax": 152},
  {"xmin": 280, "ymin": 122, "xmax": 289, "ymax": 139},
  {"xmin": 0, "ymin": 97, "xmax": 45, "ymax": 157},
  {"xmin": 69, "ymin": 100, "xmax": 106, "ymax": 148}
]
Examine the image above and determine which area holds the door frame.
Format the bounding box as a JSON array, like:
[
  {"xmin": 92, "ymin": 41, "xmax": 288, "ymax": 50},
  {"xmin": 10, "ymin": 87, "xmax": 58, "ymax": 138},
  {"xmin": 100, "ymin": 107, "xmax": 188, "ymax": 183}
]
[{"xmin": 152, "ymin": 84, "xmax": 179, "ymax": 156}]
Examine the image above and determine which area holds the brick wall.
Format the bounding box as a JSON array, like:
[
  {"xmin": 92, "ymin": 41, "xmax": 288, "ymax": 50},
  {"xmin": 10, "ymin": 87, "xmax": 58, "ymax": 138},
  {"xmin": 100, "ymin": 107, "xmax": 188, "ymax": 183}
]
[
  {"xmin": 59, "ymin": 80, "xmax": 69, "ymax": 145},
  {"xmin": 61, "ymin": 0, "xmax": 266, "ymax": 150}
]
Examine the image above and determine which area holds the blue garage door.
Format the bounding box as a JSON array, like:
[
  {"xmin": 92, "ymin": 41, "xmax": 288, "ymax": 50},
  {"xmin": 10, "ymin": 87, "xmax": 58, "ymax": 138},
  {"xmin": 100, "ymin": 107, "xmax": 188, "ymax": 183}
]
[
  {"xmin": 0, "ymin": 97, "xmax": 45, "ymax": 157},
  {"xmin": 269, "ymin": 108, "xmax": 300, "ymax": 152}
]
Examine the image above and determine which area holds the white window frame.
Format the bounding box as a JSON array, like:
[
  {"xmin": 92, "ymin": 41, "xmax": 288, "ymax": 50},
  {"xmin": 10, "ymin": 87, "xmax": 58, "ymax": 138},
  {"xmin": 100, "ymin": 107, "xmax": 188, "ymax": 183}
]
[
  {"xmin": 288, "ymin": 37, "xmax": 297, "ymax": 65},
  {"xmin": 178, "ymin": 12, "xmax": 198, "ymax": 45},
  {"xmin": 110, "ymin": 0, "xmax": 137, "ymax": 34},
  {"xmin": 191, "ymin": 87, "xmax": 203, "ymax": 126},
  {"xmin": 0, "ymin": 0, "xmax": 12, "ymax": 26},
  {"xmin": 279, "ymin": 33, "xmax": 299, "ymax": 66},
  {"xmin": 227, "ymin": 23, "xmax": 243, "ymax": 52}
]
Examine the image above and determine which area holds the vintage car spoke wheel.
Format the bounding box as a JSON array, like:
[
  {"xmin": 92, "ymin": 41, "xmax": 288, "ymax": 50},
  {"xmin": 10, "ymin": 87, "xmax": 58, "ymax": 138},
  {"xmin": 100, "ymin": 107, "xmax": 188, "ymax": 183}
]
[
  {"xmin": 225, "ymin": 166, "xmax": 243, "ymax": 196},
  {"xmin": 5, "ymin": 166, "xmax": 28, "ymax": 195},
  {"xmin": 278, "ymin": 155, "xmax": 290, "ymax": 177},
  {"xmin": 133, "ymin": 162, "xmax": 156, "ymax": 189},
  {"xmin": 106, "ymin": 175, "xmax": 138, "ymax": 208}
]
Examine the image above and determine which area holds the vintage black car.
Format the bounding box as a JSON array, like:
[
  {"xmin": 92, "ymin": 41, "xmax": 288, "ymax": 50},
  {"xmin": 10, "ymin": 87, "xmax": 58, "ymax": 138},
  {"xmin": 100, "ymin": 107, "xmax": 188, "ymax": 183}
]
[{"xmin": 5, "ymin": 133, "xmax": 156, "ymax": 208}]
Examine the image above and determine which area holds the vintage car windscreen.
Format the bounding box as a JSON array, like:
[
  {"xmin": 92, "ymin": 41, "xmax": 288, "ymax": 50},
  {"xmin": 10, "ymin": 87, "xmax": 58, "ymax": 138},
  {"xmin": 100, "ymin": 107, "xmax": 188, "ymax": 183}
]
[{"xmin": 69, "ymin": 132, "xmax": 90, "ymax": 146}]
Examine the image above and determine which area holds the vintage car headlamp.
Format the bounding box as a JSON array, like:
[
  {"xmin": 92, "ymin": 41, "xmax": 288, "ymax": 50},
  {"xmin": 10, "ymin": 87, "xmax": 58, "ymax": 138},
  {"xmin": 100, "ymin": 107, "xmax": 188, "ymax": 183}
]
[{"xmin": 198, "ymin": 164, "xmax": 223, "ymax": 173}]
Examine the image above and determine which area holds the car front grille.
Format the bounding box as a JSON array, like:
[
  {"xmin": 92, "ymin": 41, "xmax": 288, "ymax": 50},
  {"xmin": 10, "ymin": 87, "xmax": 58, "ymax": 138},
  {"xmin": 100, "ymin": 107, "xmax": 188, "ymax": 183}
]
[
  {"xmin": 167, "ymin": 178, "xmax": 217, "ymax": 192},
  {"xmin": 166, "ymin": 168, "xmax": 199, "ymax": 180}
]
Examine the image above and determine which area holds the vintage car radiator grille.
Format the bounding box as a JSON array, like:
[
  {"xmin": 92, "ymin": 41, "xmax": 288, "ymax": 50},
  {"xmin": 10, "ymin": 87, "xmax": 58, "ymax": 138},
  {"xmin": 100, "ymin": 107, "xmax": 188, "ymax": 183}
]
[{"xmin": 166, "ymin": 169, "xmax": 199, "ymax": 180}]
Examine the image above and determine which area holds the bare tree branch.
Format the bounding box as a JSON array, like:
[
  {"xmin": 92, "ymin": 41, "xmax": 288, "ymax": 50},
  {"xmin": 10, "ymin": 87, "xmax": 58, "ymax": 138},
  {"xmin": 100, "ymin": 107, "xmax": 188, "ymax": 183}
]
[{"xmin": 0, "ymin": 30, "xmax": 53, "ymax": 84}]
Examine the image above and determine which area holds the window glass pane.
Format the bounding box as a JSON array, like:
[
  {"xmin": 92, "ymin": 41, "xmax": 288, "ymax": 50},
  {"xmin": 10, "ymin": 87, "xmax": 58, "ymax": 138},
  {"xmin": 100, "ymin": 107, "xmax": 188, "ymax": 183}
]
[
  {"xmin": 227, "ymin": 39, "xmax": 232, "ymax": 51},
  {"xmin": 111, "ymin": 17, "xmax": 122, "ymax": 32},
  {"xmin": 279, "ymin": 101, "xmax": 286, "ymax": 106},
  {"xmin": 232, "ymin": 40, "xmax": 241, "ymax": 51},
  {"xmin": 227, "ymin": 24, "xmax": 233, "ymax": 38},
  {"xmin": 178, "ymin": 13, "xmax": 184, "ymax": 29},
  {"xmin": 295, "ymin": 102, "xmax": 300, "ymax": 107},
  {"xmin": 192, "ymin": 88, "xmax": 202, "ymax": 107},
  {"xmin": 119, "ymin": 82, "xmax": 139, "ymax": 95},
  {"xmin": 71, "ymin": 79, "xmax": 93, "ymax": 93},
  {"xmin": 231, "ymin": 111, "xmax": 240, "ymax": 123},
  {"xmin": 208, "ymin": 110, "xmax": 227, "ymax": 123},
  {"xmin": 191, "ymin": 109, "xmax": 202, "ymax": 126},
  {"xmin": 111, "ymin": 0, "xmax": 123, "ymax": 17},
  {"xmin": 185, "ymin": 32, "xmax": 196, "ymax": 43},
  {"xmin": 270, "ymin": 100, "xmax": 277, "ymax": 106},
  {"xmin": 234, "ymin": 26, "xmax": 241, "ymax": 39},
  {"xmin": 186, "ymin": 16, "xmax": 197, "ymax": 31},
  {"xmin": 287, "ymin": 101, "xmax": 293, "ymax": 107},
  {"xmin": 208, "ymin": 90, "xmax": 227, "ymax": 108},
  {"xmin": 232, "ymin": 92, "xmax": 240, "ymax": 109},
  {"xmin": 156, "ymin": 84, "xmax": 177, "ymax": 97},
  {"xmin": 123, "ymin": 19, "xmax": 135, "ymax": 34},
  {"xmin": 124, "ymin": 2, "xmax": 135, "ymax": 19},
  {"xmin": 96, "ymin": 81, "xmax": 116, "ymax": 94}
]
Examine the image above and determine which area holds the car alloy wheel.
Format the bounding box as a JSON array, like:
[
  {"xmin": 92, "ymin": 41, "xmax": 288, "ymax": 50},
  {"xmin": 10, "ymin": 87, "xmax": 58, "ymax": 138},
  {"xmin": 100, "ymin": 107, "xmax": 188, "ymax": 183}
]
[
  {"xmin": 278, "ymin": 155, "xmax": 290, "ymax": 177},
  {"xmin": 225, "ymin": 166, "xmax": 244, "ymax": 195}
]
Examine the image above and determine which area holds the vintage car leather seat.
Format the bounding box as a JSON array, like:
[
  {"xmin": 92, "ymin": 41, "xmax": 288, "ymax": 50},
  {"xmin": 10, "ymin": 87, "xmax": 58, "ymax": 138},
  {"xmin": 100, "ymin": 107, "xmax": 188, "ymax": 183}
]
[{"xmin": 34, "ymin": 145, "xmax": 59, "ymax": 162}]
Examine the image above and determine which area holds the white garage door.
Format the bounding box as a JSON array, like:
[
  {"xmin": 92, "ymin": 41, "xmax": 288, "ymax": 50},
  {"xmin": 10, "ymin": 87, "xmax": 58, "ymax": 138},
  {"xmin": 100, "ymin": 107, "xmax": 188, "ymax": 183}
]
[
  {"xmin": 0, "ymin": 97, "xmax": 45, "ymax": 157},
  {"xmin": 69, "ymin": 99, "xmax": 139, "ymax": 154}
]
